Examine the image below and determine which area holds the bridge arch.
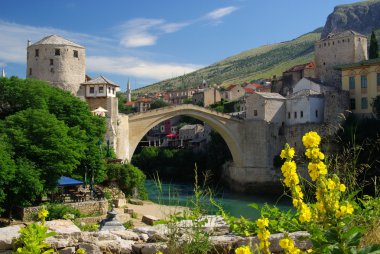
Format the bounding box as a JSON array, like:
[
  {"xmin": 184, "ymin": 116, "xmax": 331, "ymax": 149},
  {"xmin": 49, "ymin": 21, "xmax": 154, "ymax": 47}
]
[{"xmin": 117, "ymin": 104, "xmax": 244, "ymax": 167}]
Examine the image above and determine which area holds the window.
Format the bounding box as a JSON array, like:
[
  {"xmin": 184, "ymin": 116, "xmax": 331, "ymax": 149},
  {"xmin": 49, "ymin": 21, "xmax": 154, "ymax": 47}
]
[
  {"xmin": 99, "ymin": 86, "xmax": 104, "ymax": 93},
  {"xmin": 315, "ymin": 110, "xmax": 319, "ymax": 118},
  {"xmin": 35, "ymin": 49, "xmax": 39, "ymax": 57},
  {"xmin": 361, "ymin": 75, "xmax": 367, "ymax": 88},
  {"xmin": 288, "ymin": 112, "xmax": 290, "ymax": 119},
  {"xmin": 73, "ymin": 50, "xmax": 78, "ymax": 58},
  {"xmin": 254, "ymin": 110, "xmax": 258, "ymax": 116},
  {"xmin": 50, "ymin": 68, "xmax": 54, "ymax": 73},
  {"xmin": 377, "ymin": 73, "xmax": 380, "ymax": 86},
  {"xmin": 55, "ymin": 49, "xmax": 60, "ymax": 56},
  {"xmin": 350, "ymin": 98, "xmax": 356, "ymax": 110},
  {"xmin": 361, "ymin": 97, "xmax": 368, "ymax": 109},
  {"xmin": 108, "ymin": 87, "xmax": 111, "ymax": 93},
  {"xmin": 300, "ymin": 111, "xmax": 303, "ymax": 118},
  {"xmin": 294, "ymin": 112, "xmax": 297, "ymax": 119},
  {"xmin": 29, "ymin": 68, "xmax": 32, "ymax": 76},
  {"xmin": 50, "ymin": 59, "xmax": 54, "ymax": 66},
  {"xmin": 112, "ymin": 87, "xmax": 115, "ymax": 94},
  {"xmin": 89, "ymin": 87, "xmax": 94, "ymax": 94},
  {"xmin": 349, "ymin": 76, "xmax": 355, "ymax": 89}
]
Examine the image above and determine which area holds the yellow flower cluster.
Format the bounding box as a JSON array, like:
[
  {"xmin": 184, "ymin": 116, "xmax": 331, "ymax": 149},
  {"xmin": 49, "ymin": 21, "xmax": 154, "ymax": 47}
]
[
  {"xmin": 279, "ymin": 236, "xmax": 303, "ymax": 254},
  {"xmin": 335, "ymin": 203, "xmax": 354, "ymax": 218},
  {"xmin": 256, "ymin": 217, "xmax": 271, "ymax": 254},
  {"xmin": 38, "ymin": 208, "xmax": 49, "ymax": 222},
  {"xmin": 235, "ymin": 245, "xmax": 252, "ymax": 254},
  {"xmin": 280, "ymin": 144, "xmax": 311, "ymax": 223},
  {"xmin": 302, "ymin": 131, "xmax": 321, "ymax": 148}
]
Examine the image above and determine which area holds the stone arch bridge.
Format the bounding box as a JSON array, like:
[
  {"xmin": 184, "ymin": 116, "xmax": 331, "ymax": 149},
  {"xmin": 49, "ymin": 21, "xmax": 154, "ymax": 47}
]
[{"xmin": 116, "ymin": 104, "xmax": 283, "ymax": 192}]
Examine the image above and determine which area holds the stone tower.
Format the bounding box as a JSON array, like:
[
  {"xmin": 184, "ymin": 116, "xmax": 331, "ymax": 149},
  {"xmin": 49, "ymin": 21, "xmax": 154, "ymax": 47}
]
[
  {"xmin": 26, "ymin": 35, "xmax": 85, "ymax": 95},
  {"xmin": 314, "ymin": 30, "xmax": 368, "ymax": 88}
]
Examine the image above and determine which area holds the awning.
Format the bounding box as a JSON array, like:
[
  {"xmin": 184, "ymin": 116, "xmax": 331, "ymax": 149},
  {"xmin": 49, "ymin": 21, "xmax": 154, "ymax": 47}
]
[{"xmin": 57, "ymin": 176, "xmax": 83, "ymax": 187}]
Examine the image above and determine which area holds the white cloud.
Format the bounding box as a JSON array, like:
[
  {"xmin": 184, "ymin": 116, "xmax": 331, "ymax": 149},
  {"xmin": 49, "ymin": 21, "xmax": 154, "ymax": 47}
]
[
  {"xmin": 87, "ymin": 55, "xmax": 202, "ymax": 80},
  {"xmin": 118, "ymin": 18, "xmax": 191, "ymax": 48},
  {"xmin": 205, "ymin": 6, "xmax": 238, "ymax": 20}
]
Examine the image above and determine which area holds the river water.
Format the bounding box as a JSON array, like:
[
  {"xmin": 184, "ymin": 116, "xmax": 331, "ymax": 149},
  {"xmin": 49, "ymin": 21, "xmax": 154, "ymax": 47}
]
[{"xmin": 145, "ymin": 179, "xmax": 293, "ymax": 220}]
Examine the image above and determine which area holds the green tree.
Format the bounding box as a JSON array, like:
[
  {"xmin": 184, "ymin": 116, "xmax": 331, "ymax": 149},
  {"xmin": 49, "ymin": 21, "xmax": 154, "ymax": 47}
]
[
  {"xmin": 150, "ymin": 99, "xmax": 168, "ymax": 109},
  {"xmin": 369, "ymin": 30, "xmax": 379, "ymax": 59},
  {"xmin": 0, "ymin": 136, "xmax": 16, "ymax": 214}
]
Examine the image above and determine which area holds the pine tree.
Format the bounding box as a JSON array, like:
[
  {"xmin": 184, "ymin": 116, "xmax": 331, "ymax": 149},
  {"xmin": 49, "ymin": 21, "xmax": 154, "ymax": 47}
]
[{"xmin": 369, "ymin": 30, "xmax": 379, "ymax": 59}]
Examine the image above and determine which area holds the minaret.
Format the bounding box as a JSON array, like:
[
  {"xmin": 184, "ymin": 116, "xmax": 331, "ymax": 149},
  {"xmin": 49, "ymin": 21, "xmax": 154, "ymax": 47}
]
[
  {"xmin": 1, "ymin": 66, "xmax": 5, "ymax": 78},
  {"xmin": 126, "ymin": 79, "xmax": 131, "ymax": 102}
]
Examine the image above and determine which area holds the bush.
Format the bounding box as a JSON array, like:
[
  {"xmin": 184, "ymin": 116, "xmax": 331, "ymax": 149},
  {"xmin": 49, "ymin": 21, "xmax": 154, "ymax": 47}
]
[
  {"xmin": 105, "ymin": 163, "xmax": 148, "ymax": 199},
  {"xmin": 46, "ymin": 203, "xmax": 81, "ymax": 220}
]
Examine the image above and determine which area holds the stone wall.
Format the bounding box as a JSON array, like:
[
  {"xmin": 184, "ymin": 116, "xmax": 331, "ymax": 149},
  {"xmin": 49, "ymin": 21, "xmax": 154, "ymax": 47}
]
[{"xmin": 15, "ymin": 200, "xmax": 108, "ymax": 221}]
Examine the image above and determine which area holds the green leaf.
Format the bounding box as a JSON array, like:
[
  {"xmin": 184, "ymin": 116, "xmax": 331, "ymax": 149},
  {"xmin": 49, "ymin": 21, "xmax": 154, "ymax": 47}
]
[{"xmin": 248, "ymin": 203, "xmax": 259, "ymax": 210}]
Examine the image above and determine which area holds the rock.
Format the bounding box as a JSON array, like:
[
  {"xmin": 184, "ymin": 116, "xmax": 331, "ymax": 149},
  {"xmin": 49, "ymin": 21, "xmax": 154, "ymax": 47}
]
[
  {"xmin": 237, "ymin": 231, "xmax": 311, "ymax": 253},
  {"xmin": 0, "ymin": 251, "xmax": 12, "ymax": 254},
  {"xmin": 45, "ymin": 220, "xmax": 81, "ymax": 234},
  {"xmin": 116, "ymin": 239, "xmax": 134, "ymax": 254},
  {"xmin": 0, "ymin": 225, "xmax": 22, "ymax": 251},
  {"xmin": 77, "ymin": 243, "xmax": 102, "ymax": 254},
  {"xmin": 129, "ymin": 199, "xmax": 143, "ymax": 205},
  {"xmin": 142, "ymin": 215, "xmax": 158, "ymax": 226},
  {"xmin": 113, "ymin": 198, "xmax": 127, "ymax": 208},
  {"xmin": 132, "ymin": 243, "xmax": 167, "ymax": 254},
  {"xmin": 175, "ymin": 215, "xmax": 229, "ymax": 236},
  {"xmin": 110, "ymin": 230, "xmax": 140, "ymax": 241},
  {"xmin": 139, "ymin": 233, "xmax": 149, "ymax": 242},
  {"xmin": 124, "ymin": 208, "xmax": 134, "ymax": 214},
  {"xmin": 134, "ymin": 224, "xmax": 169, "ymax": 237},
  {"xmin": 210, "ymin": 234, "xmax": 243, "ymax": 251},
  {"xmin": 58, "ymin": 247, "xmax": 75, "ymax": 254}
]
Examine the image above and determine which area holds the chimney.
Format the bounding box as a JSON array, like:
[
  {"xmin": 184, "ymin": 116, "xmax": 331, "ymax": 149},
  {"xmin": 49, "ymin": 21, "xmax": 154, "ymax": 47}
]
[{"xmin": 27, "ymin": 40, "xmax": 31, "ymax": 47}]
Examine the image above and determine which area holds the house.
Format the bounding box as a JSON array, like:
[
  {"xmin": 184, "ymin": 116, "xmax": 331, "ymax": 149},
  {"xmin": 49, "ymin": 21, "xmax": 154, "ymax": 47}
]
[
  {"xmin": 167, "ymin": 89, "xmax": 196, "ymax": 105},
  {"xmin": 192, "ymin": 87, "xmax": 222, "ymax": 107},
  {"xmin": 281, "ymin": 62, "xmax": 315, "ymax": 94},
  {"xmin": 286, "ymin": 90, "xmax": 324, "ymax": 125},
  {"xmin": 179, "ymin": 124, "xmax": 205, "ymax": 148},
  {"xmin": 135, "ymin": 98, "xmax": 152, "ymax": 112},
  {"xmin": 292, "ymin": 77, "xmax": 335, "ymax": 94},
  {"xmin": 337, "ymin": 58, "xmax": 380, "ymax": 116},
  {"xmin": 245, "ymin": 92, "xmax": 286, "ymax": 124},
  {"xmin": 223, "ymin": 84, "xmax": 245, "ymax": 101}
]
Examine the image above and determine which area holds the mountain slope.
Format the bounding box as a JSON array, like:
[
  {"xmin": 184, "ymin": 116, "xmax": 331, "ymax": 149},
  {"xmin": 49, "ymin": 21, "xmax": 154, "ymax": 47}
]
[{"xmin": 135, "ymin": 28, "xmax": 322, "ymax": 93}]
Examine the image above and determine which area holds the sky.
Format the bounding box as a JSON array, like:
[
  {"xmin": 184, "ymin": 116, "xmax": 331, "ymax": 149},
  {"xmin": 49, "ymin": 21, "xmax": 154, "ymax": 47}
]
[{"xmin": 0, "ymin": 0, "xmax": 362, "ymax": 91}]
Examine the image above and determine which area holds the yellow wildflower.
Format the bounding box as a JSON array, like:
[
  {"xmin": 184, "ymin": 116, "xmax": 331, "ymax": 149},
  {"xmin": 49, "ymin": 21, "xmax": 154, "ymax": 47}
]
[
  {"xmin": 327, "ymin": 178, "xmax": 336, "ymax": 190},
  {"xmin": 235, "ymin": 246, "xmax": 251, "ymax": 254},
  {"xmin": 302, "ymin": 131, "xmax": 321, "ymax": 148},
  {"xmin": 256, "ymin": 218, "xmax": 269, "ymax": 229},
  {"xmin": 339, "ymin": 184, "xmax": 346, "ymax": 192},
  {"xmin": 38, "ymin": 208, "xmax": 49, "ymax": 220}
]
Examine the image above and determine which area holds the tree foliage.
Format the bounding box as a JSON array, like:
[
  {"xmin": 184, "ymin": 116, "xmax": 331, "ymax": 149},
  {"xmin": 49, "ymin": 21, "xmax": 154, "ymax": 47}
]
[
  {"xmin": 369, "ymin": 30, "xmax": 379, "ymax": 59},
  {"xmin": 0, "ymin": 77, "xmax": 106, "ymax": 214},
  {"xmin": 150, "ymin": 99, "xmax": 169, "ymax": 109}
]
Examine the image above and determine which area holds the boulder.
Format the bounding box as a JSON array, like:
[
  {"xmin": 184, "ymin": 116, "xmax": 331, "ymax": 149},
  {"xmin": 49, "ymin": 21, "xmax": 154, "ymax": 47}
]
[
  {"xmin": 129, "ymin": 199, "xmax": 143, "ymax": 205},
  {"xmin": 141, "ymin": 215, "xmax": 158, "ymax": 226},
  {"xmin": 132, "ymin": 243, "xmax": 167, "ymax": 254},
  {"xmin": 45, "ymin": 220, "xmax": 81, "ymax": 234},
  {"xmin": 110, "ymin": 230, "xmax": 140, "ymax": 241},
  {"xmin": 77, "ymin": 243, "xmax": 102, "ymax": 254},
  {"xmin": 58, "ymin": 247, "xmax": 75, "ymax": 254},
  {"xmin": 0, "ymin": 225, "xmax": 22, "ymax": 251}
]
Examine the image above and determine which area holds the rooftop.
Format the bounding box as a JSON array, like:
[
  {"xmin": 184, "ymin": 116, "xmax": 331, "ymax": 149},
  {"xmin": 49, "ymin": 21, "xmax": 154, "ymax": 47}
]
[
  {"xmin": 31, "ymin": 35, "xmax": 84, "ymax": 48},
  {"xmin": 81, "ymin": 75, "xmax": 119, "ymax": 87},
  {"xmin": 320, "ymin": 30, "xmax": 366, "ymax": 42},
  {"xmin": 335, "ymin": 57, "xmax": 380, "ymax": 70},
  {"xmin": 255, "ymin": 92, "xmax": 285, "ymax": 100},
  {"xmin": 286, "ymin": 89, "xmax": 322, "ymax": 100},
  {"xmin": 284, "ymin": 62, "xmax": 315, "ymax": 73}
]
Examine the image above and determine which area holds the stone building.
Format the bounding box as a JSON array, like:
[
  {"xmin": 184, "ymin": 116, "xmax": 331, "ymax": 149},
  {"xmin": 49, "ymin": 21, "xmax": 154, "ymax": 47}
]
[
  {"xmin": 337, "ymin": 58, "xmax": 380, "ymax": 116},
  {"xmin": 245, "ymin": 92, "xmax": 286, "ymax": 124},
  {"xmin": 281, "ymin": 62, "xmax": 315, "ymax": 95},
  {"xmin": 81, "ymin": 76, "xmax": 120, "ymax": 149},
  {"xmin": 223, "ymin": 84, "xmax": 245, "ymax": 101},
  {"xmin": 192, "ymin": 87, "xmax": 222, "ymax": 107},
  {"xmin": 167, "ymin": 89, "xmax": 196, "ymax": 105},
  {"xmin": 314, "ymin": 30, "xmax": 368, "ymax": 88},
  {"xmin": 26, "ymin": 35, "xmax": 86, "ymax": 95}
]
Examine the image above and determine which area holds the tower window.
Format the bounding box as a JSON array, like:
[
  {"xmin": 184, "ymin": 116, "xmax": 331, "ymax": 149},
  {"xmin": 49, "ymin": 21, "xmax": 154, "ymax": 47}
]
[
  {"xmin": 315, "ymin": 110, "xmax": 319, "ymax": 118},
  {"xmin": 55, "ymin": 49, "xmax": 60, "ymax": 56},
  {"xmin": 254, "ymin": 110, "xmax": 258, "ymax": 116},
  {"xmin": 29, "ymin": 68, "xmax": 32, "ymax": 76},
  {"xmin": 73, "ymin": 50, "xmax": 78, "ymax": 58},
  {"xmin": 294, "ymin": 112, "xmax": 297, "ymax": 119},
  {"xmin": 35, "ymin": 49, "xmax": 39, "ymax": 57},
  {"xmin": 300, "ymin": 111, "xmax": 303, "ymax": 118},
  {"xmin": 50, "ymin": 59, "xmax": 54, "ymax": 66},
  {"xmin": 288, "ymin": 112, "xmax": 290, "ymax": 119},
  {"xmin": 50, "ymin": 68, "xmax": 54, "ymax": 73}
]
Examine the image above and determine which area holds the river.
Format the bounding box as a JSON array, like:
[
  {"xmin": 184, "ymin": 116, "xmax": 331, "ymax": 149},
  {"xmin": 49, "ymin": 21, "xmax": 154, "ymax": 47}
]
[{"xmin": 145, "ymin": 179, "xmax": 293, "ymax": 220}]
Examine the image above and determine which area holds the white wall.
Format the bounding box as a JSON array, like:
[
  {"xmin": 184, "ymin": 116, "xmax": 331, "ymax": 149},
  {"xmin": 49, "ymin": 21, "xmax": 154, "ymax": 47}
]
[
  {"xmin": 286, "ymin": 96, "xmax": 324, "ymax": 125},
  {"xmin": 85, "ymin": 84, "xmax": 118, "ymax": 98}
]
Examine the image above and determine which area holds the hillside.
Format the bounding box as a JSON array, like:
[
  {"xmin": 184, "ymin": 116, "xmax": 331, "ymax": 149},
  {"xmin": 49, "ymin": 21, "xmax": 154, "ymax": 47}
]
[
  {"xmin": 135, "ymin": 0, "xmax": 380, "ymax": 94},
  {"xmin": 135, "ymin": 28, "xmax": 322, "ymax": 94}
]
